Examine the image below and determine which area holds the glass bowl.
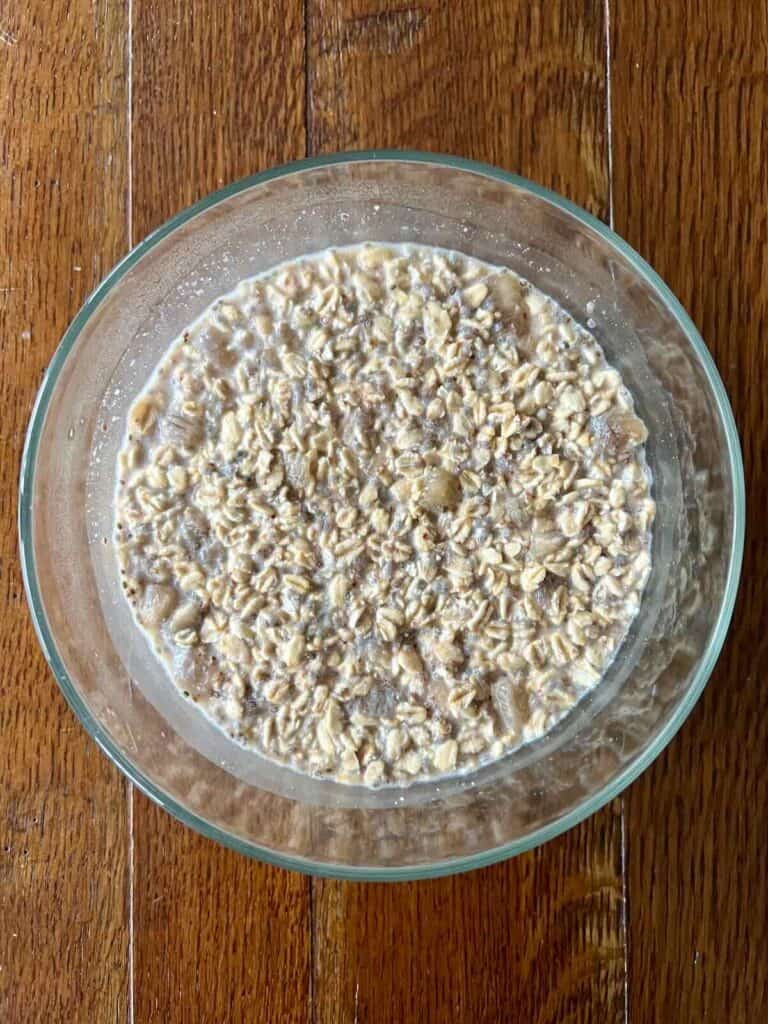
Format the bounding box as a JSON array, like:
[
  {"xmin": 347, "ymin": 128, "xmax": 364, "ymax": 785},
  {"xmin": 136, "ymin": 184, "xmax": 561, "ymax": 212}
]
[{"xmin": 19, "ymin": 152, "xmax": 744, "ymax": 880}]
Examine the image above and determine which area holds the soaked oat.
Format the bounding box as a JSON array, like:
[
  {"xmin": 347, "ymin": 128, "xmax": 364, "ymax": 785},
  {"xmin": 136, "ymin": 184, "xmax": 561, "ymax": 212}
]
[{"xmin": 114, "ymin": 244, "xmax": 654, "ymax": 785}]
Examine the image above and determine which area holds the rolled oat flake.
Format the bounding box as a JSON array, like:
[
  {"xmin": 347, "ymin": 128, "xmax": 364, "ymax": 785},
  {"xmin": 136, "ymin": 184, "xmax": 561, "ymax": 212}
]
[{"xmin": 114, "ymin": 243, "xmax": 654, "ymax": 786}]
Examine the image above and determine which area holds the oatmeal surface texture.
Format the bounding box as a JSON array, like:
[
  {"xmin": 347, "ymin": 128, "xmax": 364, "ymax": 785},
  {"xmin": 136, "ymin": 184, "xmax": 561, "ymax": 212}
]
[{"xmin": 115, "ymin": 243, "xmax": 654, "ymax": 785}]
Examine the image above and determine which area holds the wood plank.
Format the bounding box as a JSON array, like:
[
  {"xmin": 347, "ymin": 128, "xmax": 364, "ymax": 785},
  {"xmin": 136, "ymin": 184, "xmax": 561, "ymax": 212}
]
[
  {"xmin": 314, "ymin": 812, "xmax": 626, "ymax": 1023},
  {"xmin": 131, "ymin": 0, "xmax": 307, "ymax": 235},
  {"xmin": 308, "ymin": 3, "xmax": 626, "ymax": 1021},
  {"xmin": 611, "ymin": 3, "xmax": 768, "ymax": 1020},
  {"xmin": 309, "ymin": 0, "xmax": 609, "ymax": 217},
  {"xmin": 129, "ymin": 3, "xmax": 311, "ymax": 1022},
  {"xmin": 133, "ymin": 801, "xmax": 311, "ymax": 1023},
  {"xmin": 0, "ymin": 1, "xmax": 130, "ymax": 1019}
]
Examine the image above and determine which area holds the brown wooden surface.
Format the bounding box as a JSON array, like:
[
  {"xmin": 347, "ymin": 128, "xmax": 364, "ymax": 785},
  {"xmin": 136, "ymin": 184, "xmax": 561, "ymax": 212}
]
[
  {"xmin": 611, "ymin": 2, "xmax": 768, "ymax": 1020},
  {"xmin": 129, "ymin": 3, "xmax": 310, "ymax": 1022},
  {"xmin": 0, "ymin": 1, "xmax": 130, "ymax": 1019},
  {"xmin": 309, "ymin": 3, "xmax": 626, "ymax": 1022},
  {"xmin": 1, "ymin": 0, "xmax": 765, "ymax": 1021},
  {"xmin": 313, "ymin": 814, "xmax": 626, "ymax": 1023}
]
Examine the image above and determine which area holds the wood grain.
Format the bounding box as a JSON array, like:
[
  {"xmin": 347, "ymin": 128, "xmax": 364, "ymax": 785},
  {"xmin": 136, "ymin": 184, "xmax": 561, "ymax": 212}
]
[
  {"xmin": 308, "ymin": 2, "xmax": 626, "ymax": 1021},
  {"xmin": 0, "ymin": 1, "xmax": 129, "ymax": 1019},
  {"xmin": 131, "ymin": 0, "xmax": 306, "ymax": 236},
  {"xmin": 309, "ymin": 0, "xmax": 609, "ymax": 217},
  {"xmin": 129, "ymin": 3, "xmax": 311, "ymax": 1021},
  {"xmin": 611, "ymin": 2, "xmax": 768, "ymax": 1020},
  {"xmin": 4, "ymin": 1, "xmax": 764, "ymax": 1020},
  {"xmin": 133, "ymin": 801, "xmax": 311, "ymax": 1024},
  {"xmin": 314, "ymin": 812, "xmax": 626, "ymax": 1024}
]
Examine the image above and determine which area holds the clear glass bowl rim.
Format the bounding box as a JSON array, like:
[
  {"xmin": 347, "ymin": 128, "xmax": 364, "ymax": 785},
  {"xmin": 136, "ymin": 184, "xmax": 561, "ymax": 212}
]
[{"xmin": 18, "ymin": 149, "xmax": 745, "ymax": 881}]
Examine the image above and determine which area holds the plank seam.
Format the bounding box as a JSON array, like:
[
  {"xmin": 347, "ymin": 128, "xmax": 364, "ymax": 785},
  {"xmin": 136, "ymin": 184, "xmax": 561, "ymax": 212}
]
[
  {"xmin": 604, "ymin": 0, "xmax": 615, "ymax": 230},
  {"xmin": 127, "ymin": 0, "xmax": 133, "ymax": 249},
  {"xmin": 309, "ymin": 878, "xmax": 316, "ymax": 1024},
  {"xmin": 128, "ymin": 784, "xmax": 135, "ymax": 1024},
  {"xmin": 127, "ymin": 0, "xmax": 135, "ymax": 1019},
  {"xmin": 304, "ymin": 0, "xmax": 312, "ymax": 156},
  {"xmin": 304, "ymin": 7, "xmax": 315, "ymax": 1021},
  {"xmin": 603, "ymin": 3, "xmax": 628, "ymax": 1018},
  {"xmin": 621, "ymin": 801, "xmax": 631, "ymax": 1024}
]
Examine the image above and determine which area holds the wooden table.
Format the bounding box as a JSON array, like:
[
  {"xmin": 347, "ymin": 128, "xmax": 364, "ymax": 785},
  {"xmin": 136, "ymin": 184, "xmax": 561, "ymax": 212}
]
[{"xmin": 1, "ymin": 1, "xmax": 766, "ymax": 1020}]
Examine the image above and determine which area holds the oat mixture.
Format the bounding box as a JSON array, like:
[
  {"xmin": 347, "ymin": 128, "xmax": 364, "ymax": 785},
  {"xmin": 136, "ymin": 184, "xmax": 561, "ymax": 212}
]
[{"xmin": 115, "ymin": 243, "xmax": 654, "ymax": 785}]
